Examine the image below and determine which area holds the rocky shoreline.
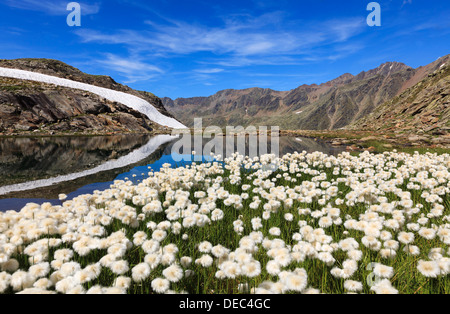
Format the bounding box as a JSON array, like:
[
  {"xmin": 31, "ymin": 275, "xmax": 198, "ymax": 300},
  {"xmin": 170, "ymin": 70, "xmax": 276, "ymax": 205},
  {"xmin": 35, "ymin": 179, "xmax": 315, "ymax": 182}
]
[
  {"xmin": 281, "ymin": 129, "xmax": 450, "ymax": 152},
  {"xmin": 0, "ymin": 129, "xmax": 173, "ymax": 138},
  {"xmin": 2, "ymin": 128, "xmax": 449, "ymax": 153}
]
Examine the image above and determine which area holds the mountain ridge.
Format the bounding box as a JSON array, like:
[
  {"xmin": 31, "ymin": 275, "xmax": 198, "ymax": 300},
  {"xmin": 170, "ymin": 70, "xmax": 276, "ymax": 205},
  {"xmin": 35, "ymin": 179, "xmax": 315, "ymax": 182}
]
[
  {"xmin": 162, "ymin": 57, "xmax": 448, "ymax": 130},
  {"xmin": 348, "ymin": 56, "xmax": 450, "ymax": 136}
]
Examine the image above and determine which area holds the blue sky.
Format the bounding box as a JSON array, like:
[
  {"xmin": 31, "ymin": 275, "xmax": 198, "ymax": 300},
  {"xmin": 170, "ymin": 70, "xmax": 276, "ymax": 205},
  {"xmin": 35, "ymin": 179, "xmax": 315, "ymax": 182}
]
[{"xmin": 0, "ymin": 0, "xmax": 449, "ymax": 99}]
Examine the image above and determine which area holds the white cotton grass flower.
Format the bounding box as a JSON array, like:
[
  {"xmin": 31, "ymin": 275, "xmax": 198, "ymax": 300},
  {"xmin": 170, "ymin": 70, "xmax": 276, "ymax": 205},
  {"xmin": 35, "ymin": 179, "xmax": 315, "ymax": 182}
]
[
  {"xmin": 344, "ymin": 280, "xmax": 363, "ymax": 293},
  {"xmin": 428, "ymin": 248, "xmax": 443, "ymax": 261},
  {"xmin": 317, "ymin": 252, "xmax": 335, "ymax": 266},
  {"xmin": 141, "ymin": 239, "xmax": 160, "ymax": 254},
  {"xmin": 241, "ymin": 261, "xmax": 261, "ymax": 278},
  {"xmin": 108, "ymin": 244, "xmax": 127, "ymax": 258},
  {"xmin": 318, "ymin": 216, "xmax": 333, "ymax": 228},
  {"xmin": 133, "ymin": 231, "xmax": 148, "ymax": 246},
  {"xmin": 55, "ymin": 277, "xmax": 77, "ymax": 294},
  {"xmin": 418, "ymin": 228, "xmax": 436, "ymax": 240},
  {"xmin": 284, "ymin": 213, "xmax": 294, "ymax": 222},
  {"xmin": 437, "ymin": 258, "xmax": 450, "ymax": 275},
  {"xmin": 151, "ymin": 278, "xmax": 170, "ymax": 294},
  {"xmin": 384, "ymin": 240, "xmax": 399, "ymax": 251},
  {"xmin": 198, "ymin": 241, "xmax": 213, "ymax": 253},
  {"xmin": 60, "ymin": 262, "xmax": 81, "ymax": 277},
  {"xmin": 10, "ymin": 271, "xmax": 35, "ymax": 291},
  {"xmin": 114, "ymin": 276, "xmax": 132, "ymax": 290},
  {"xmin": 180, "ymin": 256, "xmax": 193, "ymax": 268},
  {"xmin": 33, "ymin": 278, "xmax": 53, "ymax": 290},
  {"xmin": 370, "ymin": 279, "xmax": 399, "ymax": 294},
  {"xmin": 53, "ymin": 249, "xmax": 74, "ymax": 262},
  {"xmin": 234, "ymin": 251, "xmax": 252, "ymax": 265},
  {"xmin": 339, "ymin": 238, "xmax": 359, "ymax": 252},
  {"xmin": 221, "ymin": 261, "xmax": 241, "ymax": 279},
  {"xmin": 211, "ymin": 245, "xmax": 229, "ymax": 258},
  {"xmin": 162, "ymin": 264, "xmax": 183, "ymax": 283},
  {"xmin": 403, "ymin": 245, "xmax": 421, "ymax": 256},
  {"xmin": 0, "ymin": 272, "xmax": 11, "ymax": 293},
  {"xmin": 417, "ymin": 260, "xmax": 441, "ymax": 278},
  {"xmin": 239, "ymin": 237, "xmax": 256, "ymax": 252},
  {"xmin": 152, "ymin": 229, "xmax": 167, "ymax": 242},
  {"xmin": 380, "ymin": 249, "xmax": 397, "ymax": 259},
  {"xmin": 273, "ymin": 249, "xmax": 292, "ymax": 267},
  {"xmin": 398, "ymin": 232, "xmax": 415, "ymax": 245},
  {"xmin": 373, "ymin": 263, "xmax": 394, "ymax": 279},
  {"xmin": 86, "ymin": 285, "xmax": 104, "ymax": 294},
  {"xmin": 362, "ymin": 236, "xmax": 381, "ymax": 251},
  {"xmin": 28, "ymin": 263, "xmax": 50, "ymax": 279},
  {"xmin": 110, "ymin": 260, "xmax": 129, "ymax": 275},
  {"xmin": 67, "ymin": 285, "xmax": 86, "ymax": 294},
  {"xmin": 161, "ymin": 253, "xmax": 176, "ymax": 266},
  {"xmin": 163, "ymin": 244, "xmax": 179, "ymax": 255},
  {"xmin": 266, "ymin": 260, "xmax": 281, "ymax": 276},
  {"xmin": 251, "ymin": 217, "xmax": 263, "ymax": 230},
  {"xmin": 195, "ymin": 255, "xmax": 214, "ymax": 268},
  {"xmin": 131, "ymin": 263, "xmax": 151, "ymax": 282},
  {"xmin": 282, "ymin": 271, "xmax": 308, "ymax": 293},
  {"xmin": 269, "ymin": 227, "xmax": 281, "ymax": 236},
  {"xmin": 142, "ymin": 253, "xmax": 159, "ymax": 271}
]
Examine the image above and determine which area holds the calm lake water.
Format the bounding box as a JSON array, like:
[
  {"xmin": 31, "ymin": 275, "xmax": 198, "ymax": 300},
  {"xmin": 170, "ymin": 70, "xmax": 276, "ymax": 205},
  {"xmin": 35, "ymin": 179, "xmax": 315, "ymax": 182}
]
[{"xmin": 0, "ymin": 134, "xmax": 345, "ymax": 211}]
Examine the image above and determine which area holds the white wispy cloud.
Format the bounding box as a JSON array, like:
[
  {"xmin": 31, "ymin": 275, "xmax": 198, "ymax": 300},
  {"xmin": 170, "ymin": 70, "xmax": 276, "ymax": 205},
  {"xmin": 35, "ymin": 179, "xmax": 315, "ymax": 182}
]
[
  {"xmin": 96, "ymin": 53, "xmax": 164, "ymax": 83},
  {"xmin": 3, "ymin": 0, "xmax": 100, "ymax": 15},
  {"xmin": 194, "ymin": 68, "xmax": 225, "ymax": 74},
  {"xmin": 76, "ymin": 12, "xmax": 366, "ymax": 61},
  {"xmin": 74, "ymin": 11, "xmax": 366, "ymax": 86}
]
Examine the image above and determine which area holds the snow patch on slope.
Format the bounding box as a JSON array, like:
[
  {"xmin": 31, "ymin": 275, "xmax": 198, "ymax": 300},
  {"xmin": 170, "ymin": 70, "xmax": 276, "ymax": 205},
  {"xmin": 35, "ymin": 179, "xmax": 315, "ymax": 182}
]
[{"xmin": 0, "ymin": 67, "xmax": 187, "ymax": 129}]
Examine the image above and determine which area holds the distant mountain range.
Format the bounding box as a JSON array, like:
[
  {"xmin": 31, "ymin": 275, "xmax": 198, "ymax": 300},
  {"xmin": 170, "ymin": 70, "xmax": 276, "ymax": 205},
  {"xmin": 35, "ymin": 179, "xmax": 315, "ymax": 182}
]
[
  {"xmin": 162, "ymin": 55, "xmax": 450, "ymax": 132},
  {"xmin": 1, "ymin": 56, "xmax": 448, "ymax": 137}
]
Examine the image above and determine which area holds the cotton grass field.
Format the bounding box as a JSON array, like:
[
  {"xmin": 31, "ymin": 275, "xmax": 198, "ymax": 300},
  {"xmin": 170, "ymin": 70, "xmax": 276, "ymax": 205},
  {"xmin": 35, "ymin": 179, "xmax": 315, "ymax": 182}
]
[{"xmin": 0, "ymin": 150, "xmax": 449, "ymax": 294}]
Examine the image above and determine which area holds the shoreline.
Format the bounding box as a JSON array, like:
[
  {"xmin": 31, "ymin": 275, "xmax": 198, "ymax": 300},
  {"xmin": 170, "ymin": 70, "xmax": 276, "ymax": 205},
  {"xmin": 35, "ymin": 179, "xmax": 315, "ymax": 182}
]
[
  {"xmin": 0, "ymin": 129, "xmax": 174, "ymax": 139},
  {"xmin": 1, "ymin": 128, "xmax": 449, "ymax": 153}
]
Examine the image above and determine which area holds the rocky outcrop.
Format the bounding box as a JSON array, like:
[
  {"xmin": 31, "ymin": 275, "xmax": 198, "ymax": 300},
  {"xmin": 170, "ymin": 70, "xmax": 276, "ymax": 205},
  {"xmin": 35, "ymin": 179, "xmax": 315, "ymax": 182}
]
[
  {"xmin": 0, "ymin": 59, "xmax": 176, "ymax": 135},
  {"xmin": 349, "ymin": 56, "xmax": 450, "ymax": 141}
]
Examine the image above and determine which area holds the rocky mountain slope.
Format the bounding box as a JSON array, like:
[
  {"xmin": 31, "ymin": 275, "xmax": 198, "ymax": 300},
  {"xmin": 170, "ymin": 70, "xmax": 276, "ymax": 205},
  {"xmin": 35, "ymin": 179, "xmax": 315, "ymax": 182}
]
[
  {"xmin": 0, "ymin": 59, "xmax": 178, "ymax": 134},
  {"xmin": 349, "ymin": 56, "xmax": 450, "ymax": 143},
  {"xmin": 163, "ymin": 56, "xmax": 450, "ymax": 130}
]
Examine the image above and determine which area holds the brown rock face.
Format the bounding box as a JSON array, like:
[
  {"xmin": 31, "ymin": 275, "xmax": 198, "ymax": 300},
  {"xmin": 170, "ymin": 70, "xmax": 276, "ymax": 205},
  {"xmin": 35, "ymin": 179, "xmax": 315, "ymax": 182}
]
[
  {"xmin": 0, "ymin": 58, "xmax": 176, "ymax": 134},
  {"xmin": 350, "ymin": 56, "xmax": 450, "ymax": 138},
  {"xmin": 0, "ymin": 77, "xmax": 154, "ymax": 133}
]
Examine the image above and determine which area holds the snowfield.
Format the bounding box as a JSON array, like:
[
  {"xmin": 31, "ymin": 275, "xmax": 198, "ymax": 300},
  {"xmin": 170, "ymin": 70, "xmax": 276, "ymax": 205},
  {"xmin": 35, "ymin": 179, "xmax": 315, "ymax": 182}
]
[{"xmin": 0, "ymin": 67, "xmax": 187, "ymax": 129}]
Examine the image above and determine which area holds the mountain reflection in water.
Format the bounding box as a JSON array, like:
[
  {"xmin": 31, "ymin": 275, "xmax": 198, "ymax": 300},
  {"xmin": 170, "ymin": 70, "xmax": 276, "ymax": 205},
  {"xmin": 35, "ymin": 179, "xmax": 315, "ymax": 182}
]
[{"xmin": 0, "ymin": 135, "xmax": 345, "ymax": 211}]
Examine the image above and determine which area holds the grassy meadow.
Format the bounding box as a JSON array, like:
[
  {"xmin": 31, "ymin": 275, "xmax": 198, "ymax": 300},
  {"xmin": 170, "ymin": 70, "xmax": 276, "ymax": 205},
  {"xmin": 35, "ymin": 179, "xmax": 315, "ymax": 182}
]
[{"xmin": 0, "ymin": 150, "xmax": 449, "ymax": 294}]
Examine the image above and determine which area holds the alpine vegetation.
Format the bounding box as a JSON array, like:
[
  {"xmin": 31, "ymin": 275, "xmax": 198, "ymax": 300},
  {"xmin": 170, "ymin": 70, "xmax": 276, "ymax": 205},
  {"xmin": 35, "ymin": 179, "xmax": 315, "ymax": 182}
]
[{"xmin": 0, "ymin": 150, "xmax": 449, "ymax": 294}]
